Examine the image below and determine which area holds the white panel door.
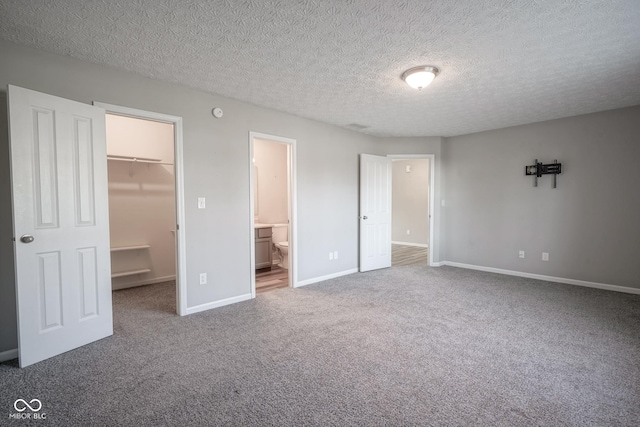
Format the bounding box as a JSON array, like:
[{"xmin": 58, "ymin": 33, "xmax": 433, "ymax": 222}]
[
  {"xmin": 8, "ymin": 85, "xmax": 112, "ymax": 367},
  {"xmin": 359, "ymin": 154, "xmax": 392, "ymax": 272}
]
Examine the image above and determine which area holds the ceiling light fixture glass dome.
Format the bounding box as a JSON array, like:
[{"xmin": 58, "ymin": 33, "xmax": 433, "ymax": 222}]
[{"xmin": 401, "ymin": 66, "xmax": 440, "ymax": 90}]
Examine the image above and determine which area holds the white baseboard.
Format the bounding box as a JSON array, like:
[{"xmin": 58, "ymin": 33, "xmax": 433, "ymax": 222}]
[
  {"xmin": 296, "ymin": 268, "xmax": 359, "ymax": 288},
  {"xmin": 0, "ymin": 348, "xmax": 18, "ymax": 363},
  {"xmin": 430, "ymin": 261, "xmax": 444, "ymax": 267},
  {"xmin": 185, "ymin": 293, "xmax": 252, "ymax": 315},
  {"xmin": 112, "ymin": 275, "xmax": 176, "ymax": 291},
  {"xmin": 443, "ymin": 261, "xmax": 640, "ymax": 295},
  {"xmin": 392, "ymin": 241, "xmax": 428, "ymax": 248}
]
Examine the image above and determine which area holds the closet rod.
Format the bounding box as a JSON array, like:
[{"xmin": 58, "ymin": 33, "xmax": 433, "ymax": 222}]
[{"xmin": 107, "ymin": 155, "xmax": 173, "ymax": 165}]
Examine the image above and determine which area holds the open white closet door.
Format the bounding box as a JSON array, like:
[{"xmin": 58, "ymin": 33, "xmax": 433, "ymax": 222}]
[
  {"xmin": 8, "ymin": 85, "xmax": 112, "ymax": 367},
  {"xmin": 359, "ymin": 154, "xmax": 392, "ymax": 272}
]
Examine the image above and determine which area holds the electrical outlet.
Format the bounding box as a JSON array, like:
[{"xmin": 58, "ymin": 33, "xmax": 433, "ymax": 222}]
[
  {"xmin": 542, "ymin": 252, "xmax": 549, "ymax": 261},
  {"xmin": 199, "ymin": 273, "xmax": 207, "ymax": 285},
  {"xmin": 334, "ymin": 251, "xmax": 338, "ymax": 259},
  {"xmin": 197, "ymin": 197, "xmax": 206, "ymax": 209},
  {"xmin": 329, "ymin": 252, "xmax": 333, "ymax": 260},
  {"xmin": 406, "ymin": 229, "xmax": 411, "ymax": 235},
  {"xmin": 519, "ymin": 250, "xmax": 525, "ymax": 259}
]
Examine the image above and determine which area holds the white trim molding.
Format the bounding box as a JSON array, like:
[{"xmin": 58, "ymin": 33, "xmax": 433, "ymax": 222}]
[
  {"xmin": 443, "ymin": 261, "xmax": 640, "ymax": 295},
  {"xmin": 296, "ymin": 268, "xmax": 358, "ymax": 288},
  {"xmin": 391, "ymin": 241, "xmax": 428, "ymax": 248},
  {"xmin": 185, "ymin": 293, "xmax": 253, "ymax": 315},
  {"xmin": 0, "ymin": 348, "xmax": 18, "ymax": 363}
]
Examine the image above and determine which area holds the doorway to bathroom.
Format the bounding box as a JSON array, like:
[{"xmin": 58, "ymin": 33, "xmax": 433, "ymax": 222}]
[{"xmin": 249, "ymin": 132, "xmax": 297, "ymax": 295}]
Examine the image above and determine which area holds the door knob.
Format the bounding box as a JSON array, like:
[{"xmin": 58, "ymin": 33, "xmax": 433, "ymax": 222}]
[
  {"xmin": 362, "ymin": 216, "xmax": 368, "ymax": 220},
  {"xmin": 20, "ymin": 235, "xmax": 34, "ymax": 244}
]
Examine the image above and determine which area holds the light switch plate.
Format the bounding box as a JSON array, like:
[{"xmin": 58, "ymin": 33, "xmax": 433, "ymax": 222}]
[{"xmin": 198, "ymin": 197, "xmax": 206, "ymax": 209}]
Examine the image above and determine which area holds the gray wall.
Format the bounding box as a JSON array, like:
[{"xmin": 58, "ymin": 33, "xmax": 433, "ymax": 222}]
[
  {"xmin": 392, "ymin": 159, "xmax": 429, "ymax": 245},
  {"xmin": 0, "ymin": 41, "xmax": 441, "ymax": 353},
  {"xmin": 443, "ymin": 106, "xmax": 640, "ymax": 289},
  {"xmin": 0, "ymin": 91, "xmax": 17, "ymax": 352}
]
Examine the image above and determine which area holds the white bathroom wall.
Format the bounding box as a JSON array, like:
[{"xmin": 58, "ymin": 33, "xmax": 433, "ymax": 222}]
[
  {"xmin": 254, "ymin": 139, "xmax": 288, "ymax": 225},
  {"xmin": 392, "ymin": 159, "xmax": 429, "ymax": 246},
  {"xmin": 106, "ymin": 115, "xmax": 177, "ymax": 289}
]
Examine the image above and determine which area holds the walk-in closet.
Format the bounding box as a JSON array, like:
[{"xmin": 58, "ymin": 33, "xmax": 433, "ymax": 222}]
[{"xmin": 105, "ymin": 114, "xmax": 177, "ymax": 295}]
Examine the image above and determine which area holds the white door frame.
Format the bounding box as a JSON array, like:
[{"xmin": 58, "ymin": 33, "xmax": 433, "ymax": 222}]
[
  {"xmin": 387, "ymin": 154, "xmax": 435, "ymax": 266},
  {"xmin": 94, "ymin": 102, "xmax": 188, "ymax": 316},
  {"xmin": 249, "ymin": 132, "xmax": 297, "ymax": 296}
]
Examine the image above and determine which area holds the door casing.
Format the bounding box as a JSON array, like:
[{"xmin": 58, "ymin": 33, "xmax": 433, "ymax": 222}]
[
  {"xmin": 387, "ymin": 154, "xmax": 436, "ymax": 266},
  {"xmin": 249, "ymin": 131, "xmax": 298, "ymax": 295},
  {"xmin": 94, "ymin": 102, "xmax": 188, "ymax": 316}
]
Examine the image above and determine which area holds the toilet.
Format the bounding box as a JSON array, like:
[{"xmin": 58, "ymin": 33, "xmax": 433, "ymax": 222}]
[
  {"xmin": 275, "ymin": 241, "xmax": 289, "ymax": 269},
  {"xmin": 272, "ymin": 225, "xmax": 289, "ymax": 269}
]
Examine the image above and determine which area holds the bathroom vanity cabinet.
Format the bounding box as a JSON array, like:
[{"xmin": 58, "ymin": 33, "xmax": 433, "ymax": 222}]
[{"xmin": 255, "ymin": 227, "xmax": 272, "ymax": 269}]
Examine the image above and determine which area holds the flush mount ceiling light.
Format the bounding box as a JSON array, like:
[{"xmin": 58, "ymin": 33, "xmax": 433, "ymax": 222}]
[{"xmin": 401, "ymin": 66, "xmax": 440, "ymax": 90}]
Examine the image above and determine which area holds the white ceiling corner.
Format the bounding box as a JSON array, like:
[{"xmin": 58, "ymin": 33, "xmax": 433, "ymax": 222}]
[{"xmin": 1, "ymin": 0, "xmax": 639, "ymax": 137}]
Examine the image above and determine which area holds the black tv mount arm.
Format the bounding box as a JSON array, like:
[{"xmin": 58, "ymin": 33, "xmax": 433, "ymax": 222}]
[{"xmin": 525, "ymin": 159, "xmax": 562, "ymax": 188}]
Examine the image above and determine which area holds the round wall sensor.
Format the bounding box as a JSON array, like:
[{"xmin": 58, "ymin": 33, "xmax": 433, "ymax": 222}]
[{"xmin": 212, "ymin": 107, "xmax": 223, "ymax": 118}]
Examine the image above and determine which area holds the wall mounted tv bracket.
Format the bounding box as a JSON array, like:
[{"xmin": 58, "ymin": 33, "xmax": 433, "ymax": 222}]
[{"xmin": 525, "ymin": 159, "xmax": 562, "ymax": 188}]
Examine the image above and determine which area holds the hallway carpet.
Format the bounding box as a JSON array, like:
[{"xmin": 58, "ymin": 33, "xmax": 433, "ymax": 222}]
[{"xmin": 1, "ymin": 266, "xmax": 639, "ymax": 426}]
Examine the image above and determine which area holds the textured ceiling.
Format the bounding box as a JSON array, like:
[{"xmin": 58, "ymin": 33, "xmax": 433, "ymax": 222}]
[{"xmin": 1, "ymin": 0, "xmax": 639, "ymax": 137}]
